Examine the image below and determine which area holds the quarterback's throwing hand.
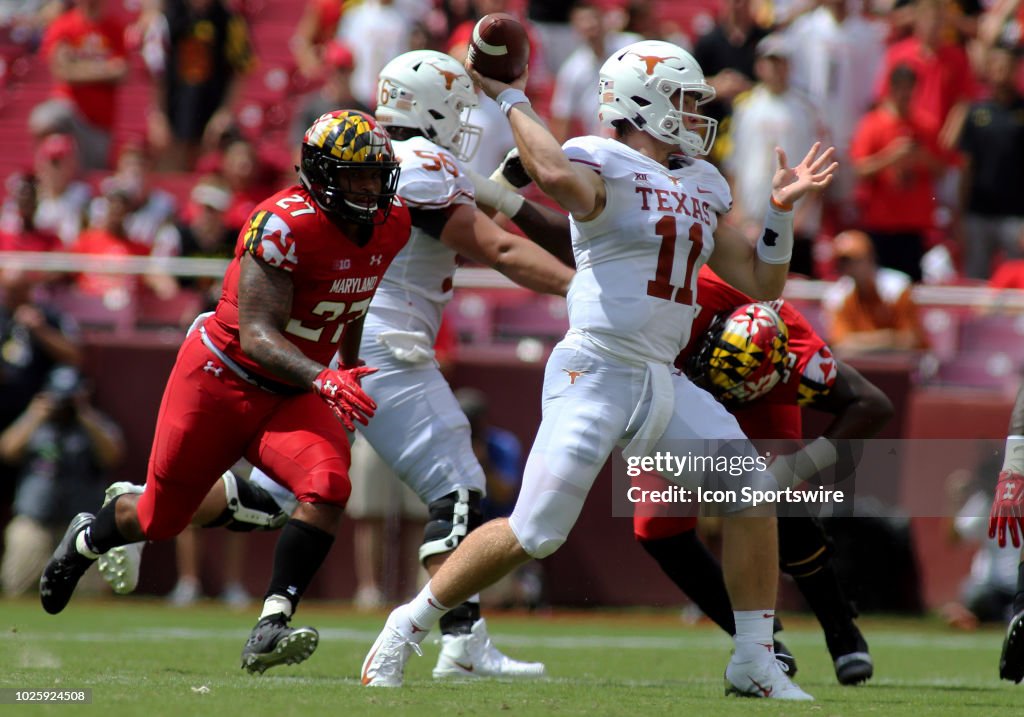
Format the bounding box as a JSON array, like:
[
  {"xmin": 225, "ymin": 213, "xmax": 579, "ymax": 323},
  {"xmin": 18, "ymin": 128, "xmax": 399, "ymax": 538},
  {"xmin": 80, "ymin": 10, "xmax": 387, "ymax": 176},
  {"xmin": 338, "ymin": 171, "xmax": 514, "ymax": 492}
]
[
  {"xmin": 312, "ymin": 367, "xmax": 378, "ymax": 432},
  {"xmin": 770, "ymin": 142, "xmax": 838, "ymax": 209},
  {"xmin": 989, "ymin": 470, "xmax": 1024, "ymax": 548}
]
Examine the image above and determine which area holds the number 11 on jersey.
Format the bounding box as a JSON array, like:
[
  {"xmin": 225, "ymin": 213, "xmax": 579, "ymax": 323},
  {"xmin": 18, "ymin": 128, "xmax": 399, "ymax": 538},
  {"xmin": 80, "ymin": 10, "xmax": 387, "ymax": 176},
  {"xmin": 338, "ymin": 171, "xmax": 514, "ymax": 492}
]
[{"xmin": 646, "ymin": 216, "xmax": 704, "ymax": 306}]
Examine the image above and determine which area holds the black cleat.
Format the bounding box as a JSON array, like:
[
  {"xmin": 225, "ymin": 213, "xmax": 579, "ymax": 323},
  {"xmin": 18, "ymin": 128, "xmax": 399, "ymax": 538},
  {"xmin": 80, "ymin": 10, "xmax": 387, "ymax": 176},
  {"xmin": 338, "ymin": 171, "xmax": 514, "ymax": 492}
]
[
  {"xmin": 1000, "ymin": 610, "xmax": 1024, "ymax": 683},
  {"xmin": 773, "ymin": 638, "xmax": 798, "ymax": 678},
  {"xmin": 830, "ymin": 625, "xmax": 873, "ymax": 685},
  {"xmin": 39, "ymin": 513, "xmax": 96, "ymax": 615},
  {"xmin": 241, "ymin": 613, "xmax": 319, "ymax": 675}
]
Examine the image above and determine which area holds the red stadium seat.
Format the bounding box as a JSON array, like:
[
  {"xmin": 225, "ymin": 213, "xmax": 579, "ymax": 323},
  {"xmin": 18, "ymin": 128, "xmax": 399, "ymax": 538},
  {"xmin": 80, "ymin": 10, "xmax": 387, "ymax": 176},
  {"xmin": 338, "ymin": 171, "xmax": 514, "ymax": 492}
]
[
  {"xmin": 135, "ymin": 288, "xmax": 203, "ymax": 330},
  {"xmin": 493, "ymin": 295, "xmax": 568, "ymax": 342},
  {"xmin": 50, "ymin": 286, "xmax": 136, "ymax": 335}
]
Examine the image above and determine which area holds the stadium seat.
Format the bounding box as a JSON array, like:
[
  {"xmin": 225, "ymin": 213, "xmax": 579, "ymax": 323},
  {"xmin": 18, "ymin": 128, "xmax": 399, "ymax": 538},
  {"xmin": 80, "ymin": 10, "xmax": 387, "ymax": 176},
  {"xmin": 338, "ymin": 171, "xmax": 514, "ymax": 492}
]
[
  {"xmin": 493, "ymin": 295, "xmax": 569, "ymax": 343},
  {"xmin": 958, "ymin": 314, "xmax": 1024, "ymax": 356},
  {"xmin": 933, "ymin": 350, "xmax": 1022, "ymax": 393},
  {"xmin": 920, "ymin": 308, "xmax": 959, "ymax": 362},
  {"xmin": 448, "ymin": 291, "xmax": 495, "ymax": 344},
  {"xmin": 50, "ymin": 287, "xmax": 136, "ymax": 335},
  {"xmin": 135, "ymin": 288, "xmax": 203, "ymax": 330}
]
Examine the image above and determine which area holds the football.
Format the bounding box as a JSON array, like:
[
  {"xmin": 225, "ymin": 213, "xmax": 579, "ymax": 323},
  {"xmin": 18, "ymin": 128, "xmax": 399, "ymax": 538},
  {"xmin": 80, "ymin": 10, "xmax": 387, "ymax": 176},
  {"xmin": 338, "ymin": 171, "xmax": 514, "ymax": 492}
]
[{"xmin": 467, "ymin": 12, "xmax": 530, "ymax": 83}]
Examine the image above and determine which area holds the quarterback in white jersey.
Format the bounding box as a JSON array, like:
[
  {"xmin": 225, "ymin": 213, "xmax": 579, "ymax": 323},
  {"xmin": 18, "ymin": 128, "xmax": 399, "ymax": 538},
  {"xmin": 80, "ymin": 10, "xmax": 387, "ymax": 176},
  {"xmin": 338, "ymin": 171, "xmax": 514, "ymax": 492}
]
[{"xmin": 362, "ymin": 40, "xmax": 838, "ymax": 699}]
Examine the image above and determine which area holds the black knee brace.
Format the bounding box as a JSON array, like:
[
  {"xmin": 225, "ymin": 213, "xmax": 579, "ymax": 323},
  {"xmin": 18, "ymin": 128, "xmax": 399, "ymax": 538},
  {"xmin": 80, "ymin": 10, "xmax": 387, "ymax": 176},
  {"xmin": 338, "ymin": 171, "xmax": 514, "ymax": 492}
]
[
  {"xmin": 203, "ymin": 471, "xmax": 288, "ymax": 532},
  {"xmin": 419, "ymin": 488, "xmax": 483, "ymax": 563}
]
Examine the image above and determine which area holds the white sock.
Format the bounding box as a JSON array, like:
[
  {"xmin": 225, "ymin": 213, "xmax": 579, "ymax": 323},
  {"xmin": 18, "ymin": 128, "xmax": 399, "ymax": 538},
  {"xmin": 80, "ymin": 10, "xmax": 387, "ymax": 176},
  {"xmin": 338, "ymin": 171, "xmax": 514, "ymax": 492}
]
[
  {"xmin": 733, "ymin": 610, "xmax": 775, "ymax": 662},
  {"xmin": 260, "ymin": 594, "xmax": 293, "ymax": 620},
  {"xmin": 75, "ymin": 531, "xmax": 99, "ymax": 560},
  {"xmin": 405, "ymin": 581, "xmax": 450, "ymax": 636}
]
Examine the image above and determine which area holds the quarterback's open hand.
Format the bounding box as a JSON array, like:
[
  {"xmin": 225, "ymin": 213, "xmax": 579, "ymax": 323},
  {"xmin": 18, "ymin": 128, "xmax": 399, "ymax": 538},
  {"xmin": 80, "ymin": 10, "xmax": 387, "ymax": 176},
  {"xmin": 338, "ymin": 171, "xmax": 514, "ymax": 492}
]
[
  {"xmin": 989, "ymin": 470, "xmax": 1024, "ymax": 548},
  {"xmin": 770, "ymin": 142, "xmax": 838, "ymax": 209},
  {"xmin": 312, "ymin": 367, "xmax": 378, "ymax": 432}
]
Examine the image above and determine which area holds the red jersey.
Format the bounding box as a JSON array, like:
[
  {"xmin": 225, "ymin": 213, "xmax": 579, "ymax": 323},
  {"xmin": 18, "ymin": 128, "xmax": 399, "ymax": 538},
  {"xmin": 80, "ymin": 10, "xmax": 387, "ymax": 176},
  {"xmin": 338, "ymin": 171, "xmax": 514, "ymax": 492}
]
[
  {"xmin": 849, "ymin": 106, "xmax": 940, "ymax": 232},
  {"xmin": 203, "ymin": 185, "xmax": 410, "ymax": 386},
  {"xmin": 875, "ymin": 38, "xmax": 978, "ymax": 132},
  {"xmin": 678, "ymin": 267, "xmax": 838, "ymax": 407},
  {"xmin": 72, "ymin": 227, "xmax": 149, "ymax": 296},
  {"xmin": 989, "ymin": 260, "xmax": 1024, "ymax": 290},
  {"xmin": 41, "ymin": 8, "xmax": 127, "ymax": 130}
]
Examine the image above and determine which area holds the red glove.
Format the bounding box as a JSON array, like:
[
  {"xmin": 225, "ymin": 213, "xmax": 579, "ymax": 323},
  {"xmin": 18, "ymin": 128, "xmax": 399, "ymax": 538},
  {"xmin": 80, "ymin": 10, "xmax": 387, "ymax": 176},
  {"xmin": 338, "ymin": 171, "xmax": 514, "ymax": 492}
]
[
  {"xmin": 989, "ymin": 470, "xmax": 1024, "ymax": 548},
  {"xmin": 311, "ymin": 366, "xmax": 378, "ymax": 432}
]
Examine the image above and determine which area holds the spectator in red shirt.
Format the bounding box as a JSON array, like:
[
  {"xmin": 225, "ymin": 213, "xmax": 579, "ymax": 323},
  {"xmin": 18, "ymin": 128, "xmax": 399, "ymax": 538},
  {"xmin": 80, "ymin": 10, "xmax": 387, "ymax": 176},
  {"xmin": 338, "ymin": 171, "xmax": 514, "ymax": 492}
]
[
  {"xmin": 875, "ymin": 0, "xmax": 978, "ymax": 144},
  {"xmin": 290, "ymin": 0, "xmax": 345, "ymax": 79},
  {"xmin": 71, "ymin": 183, "xmax": 175, "ymax": 301},
  {"xmin": 851, "ymin": 64, "xmax": 947, "ymax": 282},
  {"xmin": 989, "ymin": 260, "xmax": 1024, "ymax": 290},
  {"xmin": 30, "ymin": 0, "xmax": 128, "ymax": 170},
  {"xmin": 0, "ymin": 174, "xmax": 61, "ymax": 254}
]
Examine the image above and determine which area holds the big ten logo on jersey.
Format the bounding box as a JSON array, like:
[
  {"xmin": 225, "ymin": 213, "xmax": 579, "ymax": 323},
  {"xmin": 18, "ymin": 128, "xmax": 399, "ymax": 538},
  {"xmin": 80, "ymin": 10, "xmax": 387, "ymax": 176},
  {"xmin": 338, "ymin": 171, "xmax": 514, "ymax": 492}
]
[
  {"xmin": 285, "ymin": 297, "xmax": 373, "ymax": 344},
  {"xmin": 414, "ymin": 149, "xmax": 460, "ymax": 176}
]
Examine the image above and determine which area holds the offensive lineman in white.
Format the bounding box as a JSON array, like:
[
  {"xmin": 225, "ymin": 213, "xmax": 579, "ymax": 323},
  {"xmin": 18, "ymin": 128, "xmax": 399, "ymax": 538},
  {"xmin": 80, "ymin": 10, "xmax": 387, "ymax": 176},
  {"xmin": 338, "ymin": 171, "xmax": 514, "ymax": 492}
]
[
  {"xmin": 362, "ymin": 41, "xmax": 837, "ymax": 699},
  {"xmin": 98, "ymin": 51, "xmax": 573, "ymax": 678}
]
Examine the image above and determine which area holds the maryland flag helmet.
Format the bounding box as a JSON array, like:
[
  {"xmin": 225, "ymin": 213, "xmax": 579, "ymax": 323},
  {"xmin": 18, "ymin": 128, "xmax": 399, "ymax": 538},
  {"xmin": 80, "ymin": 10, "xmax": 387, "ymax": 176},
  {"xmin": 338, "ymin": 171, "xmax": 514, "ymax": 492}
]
[
  {"xmin": 686, "ymin": 303, "xmax": 790, "ymax": 405},
  {"xmin": 299, "ymin": 110, "xmax": 400, "ymax": 224}
]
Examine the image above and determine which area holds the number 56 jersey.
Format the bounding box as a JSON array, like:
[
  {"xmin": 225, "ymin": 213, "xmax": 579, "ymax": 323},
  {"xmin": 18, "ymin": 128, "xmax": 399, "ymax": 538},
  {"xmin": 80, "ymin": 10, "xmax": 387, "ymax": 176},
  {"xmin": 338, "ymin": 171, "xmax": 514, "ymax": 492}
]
[
  {"xmin": 563, "ymin": 136, "xmax": 731, "ymax": 364},
  {"xmin": 204, "ymin": 184, "xmax": 411, "ymax": 385}
]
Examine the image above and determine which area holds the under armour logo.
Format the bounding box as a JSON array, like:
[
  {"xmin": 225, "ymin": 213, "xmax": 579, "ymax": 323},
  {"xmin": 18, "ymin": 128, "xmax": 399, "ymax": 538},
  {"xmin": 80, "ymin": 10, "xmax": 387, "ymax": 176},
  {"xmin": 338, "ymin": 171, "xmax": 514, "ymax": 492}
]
[
  {"xmin": 762, "ymin": 228, "xmax": 779, "ymax": 247},
  {"xmin": 1003, "ymin": 481, "xmax": 1017, "ymax": 501},
  {"xmin": 370, "ymin": 254, "xmax": 383, "ymax": 266},
  {"xmin": 322, "ymin": 379, "xmax": 339, "ymax": 397},
  {"xmin": 563, "ymin": 368, "xmax": 589, "ymax": 384},
  {"xmin": 203, "ymin": 361, "xmax": 224, "ymax": 377}
]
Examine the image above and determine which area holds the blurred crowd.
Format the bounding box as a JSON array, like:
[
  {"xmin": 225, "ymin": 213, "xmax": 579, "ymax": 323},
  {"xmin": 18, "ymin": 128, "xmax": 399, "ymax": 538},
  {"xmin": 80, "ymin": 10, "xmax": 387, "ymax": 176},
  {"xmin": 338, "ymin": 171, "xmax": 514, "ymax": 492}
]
[{"xmin": 0, "ymin": 0, "xmax": 1020, "ymax": 359}]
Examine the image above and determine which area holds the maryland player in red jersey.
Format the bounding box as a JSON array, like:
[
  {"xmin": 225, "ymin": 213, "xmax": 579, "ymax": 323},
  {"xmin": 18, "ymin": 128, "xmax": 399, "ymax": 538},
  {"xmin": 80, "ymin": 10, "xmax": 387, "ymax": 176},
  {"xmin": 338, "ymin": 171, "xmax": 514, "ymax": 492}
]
[
  {"xmin": 633, "ymin": 266, "xmax": 893, "ymax": 685},
  {"xmin": 39, "ymin": 110, "xmax": 409, "ymax": 674}
]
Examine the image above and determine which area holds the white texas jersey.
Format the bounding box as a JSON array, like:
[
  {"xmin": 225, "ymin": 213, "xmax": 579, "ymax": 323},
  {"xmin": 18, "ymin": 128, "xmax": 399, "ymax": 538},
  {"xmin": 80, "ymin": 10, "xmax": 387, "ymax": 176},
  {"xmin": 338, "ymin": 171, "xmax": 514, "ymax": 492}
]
[
  {"xmin": 564, "ymin": 136, "xmax": 731, "ymax": 363},
  {"xmin": 368, "ymin": 135, "xmax": 476, "ymax": 338}
]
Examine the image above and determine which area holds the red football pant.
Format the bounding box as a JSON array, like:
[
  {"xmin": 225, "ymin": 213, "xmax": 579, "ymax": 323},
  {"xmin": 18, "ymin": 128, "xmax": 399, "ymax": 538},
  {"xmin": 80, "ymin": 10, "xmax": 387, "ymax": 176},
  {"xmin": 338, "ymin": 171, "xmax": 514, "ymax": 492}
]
[
  {"xmin": 632, "ymin": 402, "xmax": 802, "ymax": 541},
  {"xmin": 136, "ymin": 331, "xmax": 351, "ymax": 541}
]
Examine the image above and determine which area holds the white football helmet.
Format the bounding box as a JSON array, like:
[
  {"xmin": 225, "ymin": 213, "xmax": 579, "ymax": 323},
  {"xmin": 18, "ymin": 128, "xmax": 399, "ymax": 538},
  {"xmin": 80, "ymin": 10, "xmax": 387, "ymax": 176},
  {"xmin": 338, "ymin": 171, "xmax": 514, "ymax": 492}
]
[
  {"xmin": 598, "ymin": 40, "xmax": 717, "ymax": 157},
  {"xmin": 376, "ymin": 50, "xmax": 482, "ymax": 162}
]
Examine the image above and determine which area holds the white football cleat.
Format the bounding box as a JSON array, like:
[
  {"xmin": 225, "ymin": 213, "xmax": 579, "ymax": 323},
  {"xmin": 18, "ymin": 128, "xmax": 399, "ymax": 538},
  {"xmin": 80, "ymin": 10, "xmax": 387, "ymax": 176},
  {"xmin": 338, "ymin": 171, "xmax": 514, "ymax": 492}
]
[
  {"xmin": 433, "ymin": 618, "xmax": 546, "ymax": 679},
  {"xmin": 725, "ymin": 656, "xmax": 814, "ymax": 701},
  {"xmin": 96, "ymin": 482, "xmax": 146, "ymax": 594},
  {"xmin": 361, "ymin": 606, "xmax": 425, "ymax": 687}
]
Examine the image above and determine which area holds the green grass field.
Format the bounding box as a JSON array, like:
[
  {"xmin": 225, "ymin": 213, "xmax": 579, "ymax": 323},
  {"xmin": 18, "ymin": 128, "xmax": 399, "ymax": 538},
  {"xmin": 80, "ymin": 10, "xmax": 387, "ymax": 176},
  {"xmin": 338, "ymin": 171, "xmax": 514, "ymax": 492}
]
[{"xmin": 0, "ymin": 598, "xmax": 1018, "ymax": 716}]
